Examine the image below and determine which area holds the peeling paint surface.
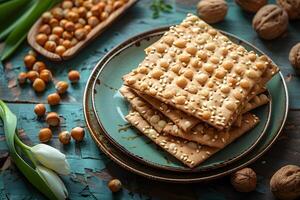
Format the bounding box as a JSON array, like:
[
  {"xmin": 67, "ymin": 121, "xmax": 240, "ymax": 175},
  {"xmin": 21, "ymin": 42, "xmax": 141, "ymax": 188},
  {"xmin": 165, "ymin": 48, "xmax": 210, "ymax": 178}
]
[{"xmin": 0, "ymin": 0, "xmax": 300, "ymax": 199}]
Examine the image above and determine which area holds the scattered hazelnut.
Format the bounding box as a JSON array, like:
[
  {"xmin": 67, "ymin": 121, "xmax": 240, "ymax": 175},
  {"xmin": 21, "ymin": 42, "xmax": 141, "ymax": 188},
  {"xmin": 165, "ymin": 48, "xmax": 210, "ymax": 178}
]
[
  {"xmin": 47, "ymin": 93, "xmax": 61, "ymax": 105},
  {"xmin": 39, "ymin": 128, "xmax": 52, "ymax": 143},
  {"xmin": 34, "ymin": 103, "xmax": 46, "ymax": 117},
  {"xmin": 289, "ymin": 43, "xmax": 300, "ymax": 74},
  {"xmin": 39, "ymin": 69, "xmax": 53, "ymax": 83},
  {"xmin": 46, "ymin": 112, "xmax": 60, "ymax": 126},
  {"xmin": 270, "ymin": 165, "xmax": 300, "ymax": 200},
  {"xmin": 18, "ymin": 72, "xmax": 27, "ymax": 84},
  {"xmin": 32, "ymin": 78, "xmax": 46, "ymax": 92},
  {"xmin": 55, "ymin": 81, "xmax": 69, "ymax": 94},
  {"xmin": 27, "ymin": 71, "xmax": 39, "ymax": 82},
  {"xmin": 231, "ymin": 168, "xmax": 257, "ymax": 192},
  {"xmin": 32, "ymin": 61, "xmax": 46, "ymax": 72},
  {"xmin": 59, "ymin": 131, "xmax": 71, "ymax": 144},
  {"xmin": 71, "ymin": 127, "xmax": 85, "ymax": 142},
  {"xmin": 252, "ymin": 5, "xmax": 288, "ymax": 40},
  {"xmin": 36, "ymin": 34, "xmax": 48, "ymax": 46},
  {"xmin": 108, "ymin": 179, "xmax": 122, "ymax": 192},
  {"xmin": 197, "ymin": 0, "xmax": 228, "ymax": 24},
  {"xmin": 68, "ymin": 70, "xmax": 80, "ymax": 83},
  {"xmin": 44, "ymin": 41, "xmax": 57, "ymax": 52},
  {"xmin": 235, "ymin": 0, "xmax": 267, "ymax": 13},
  {"xmin": 24, "ymin": 55, "xmax": 36, "ymax": 70},
  {"xmin": 277, "ymin": 0, "xmax": 300, "ymax": 20}
]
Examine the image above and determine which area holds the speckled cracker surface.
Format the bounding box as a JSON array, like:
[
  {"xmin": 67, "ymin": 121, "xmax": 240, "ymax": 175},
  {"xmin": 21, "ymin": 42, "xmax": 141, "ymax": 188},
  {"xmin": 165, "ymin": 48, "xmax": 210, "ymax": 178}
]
[
  {"xmin": 123, "ymin": 14, "xmax": 278, "ymax": 129},
  {"xmin": 126, "ymin": 111, "xmax": 258, "ymax": 168}
]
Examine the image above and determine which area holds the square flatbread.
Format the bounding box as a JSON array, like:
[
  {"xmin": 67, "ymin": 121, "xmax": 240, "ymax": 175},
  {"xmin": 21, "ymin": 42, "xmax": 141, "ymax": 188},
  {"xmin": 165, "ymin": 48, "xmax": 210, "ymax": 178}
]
[
  {"xmin": 120, "ymin": 86, "xmax": 260, "ymax": 148},
  {"xmin": 126, "ymin": 111, "xmax": 258, "ymax": 168},
  {"xmin": 123, "ymin": 14, "xmax": 278, "ymax": 130}
]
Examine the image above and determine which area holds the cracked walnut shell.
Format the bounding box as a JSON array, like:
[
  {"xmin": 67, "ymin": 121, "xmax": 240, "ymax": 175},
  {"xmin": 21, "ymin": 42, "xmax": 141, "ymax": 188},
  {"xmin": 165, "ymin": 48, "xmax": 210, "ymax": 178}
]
[
  {"xmin": 235, "ymin": 0, "xmax": 268, "ymax": 13},
  {"xmin": 289, "ymin": 43, "xmax": 300, "ymax": 73},
  {"xmin": 252, "ymin": 4, "xmax": 288, "ymax": 40},
  {"xmin": 277, "ymin": 0, "xmax": 300, "ymax": 20},
  {"xmin": 197, "ymin": 0, "xmax": 228, "ymax": 24},
  {"xmin": 270, "ymin": 165, "xmax": 300, "ymax": 200},
  {"xmin": 231, "ymin": 168, "xmax": 257, "ymax": 192}
]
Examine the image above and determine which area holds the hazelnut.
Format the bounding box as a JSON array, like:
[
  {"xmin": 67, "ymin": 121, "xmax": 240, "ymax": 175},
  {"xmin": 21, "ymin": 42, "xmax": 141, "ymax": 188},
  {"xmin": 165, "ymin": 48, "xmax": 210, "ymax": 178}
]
[
  {"xmin": 24, "ymin": 55, "xmax": 36, "ymax": 70},
  {"xmin": 36, "ymin": 34, "xmax": 48, "ymax": 46},
  {"xmin": 231, "ymin": 168, "xmax": 257, "ymax": 192},
  {"xmin": 46, "ymin": 112, "xmax": 60, "ymax": 126},
  {"xmin": 44, "ymin": 41, "xmax": 57, "ymax": 52},
  {"xmin": 48, "ymin": 34, "xmax": 60, "ymax": 44},
  {"xmin": 62, "ymin": 1, "xmax": 73, "ymax": 9},
  {"xmin": 67, "ymin": 11, "xmax": 79, "ymax": 22},
  {"xmin": 52, "ymin": 26, "xmax": 64, "ymax": 37},
  {"xmin": 74, "ymin": 28, "xmax": 87, "ymax": 41},
  {"xmin": 39, "ymin": 24, "xmax": 51, "ymax": 35},
  {"xmin": 64, "ymin": 21, "xmax": 75, "ymax": 32},
  {"xmin": 51, "ymin": 7, "xmax": 64, "ymax": 20},
  {"xmin": 270, "ymin": 165, "xmax": 300, "ymax": 200},
  {"xmin": 34, "ymin": 103, "xmax": 46, "ymax": 117},
  {"xmin": 100, "ymin": 11, "xmax": 109, "ymax": 21},
  {"xmin": 39, "ymin": 69, "xmax": 52, "ymax": 83},
  {"xmin": 108, "ymin": 179, "xmax": 122, "ymax": 192},
  {"xmin": 84, "ymin": 25, "xmax": 92, "ymax": 33},
  {"xmin": 49, "ymin": 18, "xmax": 59, "ymax": 28},
  {"xmin": 68, "ymin": 70, "xmax": 80, "ymax": 83},
  {"xmin": 88, "ymin": 16, "xmax": 99, "ymax": 27},
  {"xmin": 28, "ymin": 50, "xmax": 37, "ymax": 57},
  {"xmin": 237, "ymin": 0, "xmax": 267, "ymax": 12},
  {"xmin": 71, "ymin": 127, "xmax": 85, "ymax": 142},
  {"xmin": 197, "ymin": 0, "xmax": 228, "ymax": 24},
  {"xmin": 41, "ymin": 12, "xmax": 52, "ymax": 24},
  {"xmin": 47, "ymin": 93, "xmax": 61, "ymax": 105},
  {"xmin": 55, "ymin": 81, "xmax": 69, "ymax": 94},
  {"xmin": 70, "ymin": 38, "xmax": 78, "ymax": 46},
  {"xmin": 32, "ymin": 61, "xmax": 46, "ymax": 72},
  {"xmin": 32, "ymin": 78, "xmax": 46, "ymax": 92},
  {"xmin": 18, "ymin": 72, "xmax": 27, "ymax": 84},
  {"xmin": 289, "ymin": 43, "xmax": 300, "ymax": 74},
  {"xmin": 62, "ymin": 40, "xmax": 72, "ymax": 49},
  {"xmin": 252, "ymin": 5, "xmax": 288, "ymax": 40},
  {"xmin": 55, "ymin": 45, "xmax": 66, "ymax": 56},
  {"xmin": 27, "ymin": 71, "xmax": 39, "ymax": 82},
  {"xmin": 277, "ymin": 0, "xmax": 300, "ymax": 20},
  {"xmin": 39, "ymin": 128, "xmax": 52, "ymax": 143},
  {"xmin": 58, "ymin": 131, "xmax": 71, "ymax": 144}
]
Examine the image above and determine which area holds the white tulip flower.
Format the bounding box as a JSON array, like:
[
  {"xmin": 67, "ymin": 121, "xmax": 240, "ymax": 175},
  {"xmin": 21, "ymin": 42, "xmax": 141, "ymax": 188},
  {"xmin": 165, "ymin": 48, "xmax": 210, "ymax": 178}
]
[
  {"xmin": 36, "ymin": 166, "xmax": 68, "ymax": 200},
  {"xmin": 31, "ymin": 144, "xmax": 70, "ymax": 175}
]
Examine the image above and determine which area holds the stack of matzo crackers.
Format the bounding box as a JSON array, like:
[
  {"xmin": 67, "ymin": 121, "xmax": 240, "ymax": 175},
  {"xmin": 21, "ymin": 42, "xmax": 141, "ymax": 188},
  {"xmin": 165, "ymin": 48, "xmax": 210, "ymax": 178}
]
[{"xmin": 120, "ymin": 14, "xmax": 279, "ymax": 168}]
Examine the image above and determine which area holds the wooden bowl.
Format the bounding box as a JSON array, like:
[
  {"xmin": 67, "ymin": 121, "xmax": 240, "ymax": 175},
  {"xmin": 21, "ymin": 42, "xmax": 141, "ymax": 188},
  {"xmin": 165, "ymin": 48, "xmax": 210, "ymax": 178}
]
[{"xmin": 27, "ymin": 0, "xmax": 137, "ymax": 61}]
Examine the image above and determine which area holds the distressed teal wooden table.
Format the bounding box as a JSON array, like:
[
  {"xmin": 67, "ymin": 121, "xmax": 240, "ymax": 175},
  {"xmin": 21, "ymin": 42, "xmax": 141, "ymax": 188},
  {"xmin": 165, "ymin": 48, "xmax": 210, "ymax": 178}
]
[{"xmin": 1, "ymin": 0, "xmax": 300, "ymax": 199}]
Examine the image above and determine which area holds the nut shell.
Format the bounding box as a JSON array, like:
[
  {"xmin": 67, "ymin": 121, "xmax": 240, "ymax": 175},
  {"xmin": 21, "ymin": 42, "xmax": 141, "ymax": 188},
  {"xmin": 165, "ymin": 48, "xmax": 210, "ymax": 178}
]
[
  {"xmin": 270, "ymin": 165, "xmax": 300, "ymax": 200},
  {"xmin": 252, "ymin": 4, "xmax": 288, "ymax": 40},
  {"xmin": 108, "ymin": 179, "xmax": 122, "ymax": 192},
  {"xmin": 235, "ymin": 0, "xmax": 267, "ymax": 13},
  {"xmin": 289, "ymin": 43, "xmax": 300, "ymax": 73},
  {"xmin": 277, "ymin": 0, "xmax": 300, "ymax": 19},
  {"xmin": 231, "ymin": 168, "xmax": 257, "ymax": 192},
  {"xmin": 197, "ymin": 0, "xmax": 228, "ymax": 24}
]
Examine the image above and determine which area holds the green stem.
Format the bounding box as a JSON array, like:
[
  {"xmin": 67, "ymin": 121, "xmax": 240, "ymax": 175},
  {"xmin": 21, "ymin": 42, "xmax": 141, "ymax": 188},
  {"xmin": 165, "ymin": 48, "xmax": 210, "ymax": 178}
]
[
  {"xmin": 14, "ymin": 133, "xmax": 31, "ymax": 150},
  {"xmin": 14, "ymin": 134, "xmax": 38, "ymax": 167}
]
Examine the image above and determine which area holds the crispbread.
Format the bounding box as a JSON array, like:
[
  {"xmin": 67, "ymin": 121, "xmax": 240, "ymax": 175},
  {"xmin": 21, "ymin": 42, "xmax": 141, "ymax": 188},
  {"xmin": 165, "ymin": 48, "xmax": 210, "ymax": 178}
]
[
  {"xmin": 126, "ymin": 111, "xmax": 258, "ymax": 168},
  {"xmin": 120, "ymin": 86, "xmax": 260, "ymax": 148},
  {"xmin": 123, "ymin": 13, "xmax": 278, "ymax": 129}
]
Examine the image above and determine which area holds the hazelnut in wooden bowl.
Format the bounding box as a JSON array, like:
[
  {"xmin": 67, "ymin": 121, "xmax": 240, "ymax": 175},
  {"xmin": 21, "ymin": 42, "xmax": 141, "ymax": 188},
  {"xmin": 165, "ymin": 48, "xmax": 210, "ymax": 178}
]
[
  {"xmin": 252, "ymin": 4, "xmax": 288, "ymax": 40},
  {"xmin": 235, "ymin": 0, "xmax": 267, "ymax": 13},
  {"xmin": 27, "ymin": 0, "xmax": 137, "ymax": 61},
  {"xmin": 197, "ymin": 0, "xmax": 228, "ymax": 24},
  {"xmin": 277, "ymin": 0, "xmax": 300, "ymax": 20}
]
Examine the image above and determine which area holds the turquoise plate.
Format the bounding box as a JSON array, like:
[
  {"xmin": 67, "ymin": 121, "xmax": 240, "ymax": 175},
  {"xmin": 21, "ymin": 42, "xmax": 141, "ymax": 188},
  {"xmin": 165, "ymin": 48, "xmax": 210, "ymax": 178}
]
[{"xmin": 91, "ymin": 27, "xmax": 271, "ymax": 172}]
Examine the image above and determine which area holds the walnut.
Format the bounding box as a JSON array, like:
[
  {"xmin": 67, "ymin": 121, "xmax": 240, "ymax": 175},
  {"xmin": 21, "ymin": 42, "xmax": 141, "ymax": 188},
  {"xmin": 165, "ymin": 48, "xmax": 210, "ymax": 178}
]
[
  {"xmin": 230, "ymin": 168, "xmax": 257, "ymax": 192},
  {"xmin": 197, "ymin": 0, "xmax": 228, "ymax": 24},
  {"xmin": 277, "ymin": 0, "xmax": 300, "ymax": 20},
  {"xmin": 289, "ymin": 43, "xmax": 300, "ymax": 73},
  {"xmin": 252, "ymin": 4, "xmax": 288, "ymax": 40},
  {"xmin": 270, "ymin": 165, "xmax": 300, "ymax": 200},
  {"xmin": 235, "ymin": 0, "xmax": 267, "ymax": 13}
]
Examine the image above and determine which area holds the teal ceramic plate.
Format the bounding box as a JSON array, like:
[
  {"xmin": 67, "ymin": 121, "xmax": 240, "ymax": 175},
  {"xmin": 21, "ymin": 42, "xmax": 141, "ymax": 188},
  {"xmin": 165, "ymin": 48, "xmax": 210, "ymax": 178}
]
[
  {"xmin": 91, "ymin": 28, "xmax": 271, "ymax": 172},
  {"xmin": 83, "ymin": 30, "xmax": 288, "ymax": 181}
]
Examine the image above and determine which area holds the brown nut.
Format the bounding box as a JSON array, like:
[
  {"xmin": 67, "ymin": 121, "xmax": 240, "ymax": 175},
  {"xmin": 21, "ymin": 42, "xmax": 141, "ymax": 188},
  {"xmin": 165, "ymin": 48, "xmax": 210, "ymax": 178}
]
[
  {"xmin": 39, "ymin": 69, "xmax": 52, "ymax": 83},
  {"xmin": 18, "ymin": 72, "xmax": 27, "ymax": 84},
  {"xmin": 46, "ymin": 112, "xmax": 60, "ymax": 126},
  {"xmin": 270, "ymin": 165, "xmax": 300, "ymax": 200},
  {"xmin": 277, "ymin": 0, "xmax": 300, "ymax": 20},
  {"xmin": 108, "ymin": 179, "xmax": 122, "ymax": 192},
  {"xmin": 252, "ymin": 4, "xmax": 288, "ymax": 40},
  {"xmin": 55, "ymin": 81, "xmax": 69, "ymax": 94},
  {"xmin": 58, "ymin": 131, "xmax": 71, "ymax": 145},
  {"xmin": 70, "ymin": 127, "xmax": 85, "ymax": 142},
  {"xmin": 289, "ymin": 43, "xmax": 300, "ymax": 73},
  {"xmin": 68, "ymin": 70, "xmax": 80, "ymax": 83},
  {"xmin": 235, "ymin": 0, "xmax": 267, "ymax": 13},
  {"xmin": 197, "ymin": 0, "xmax": 228, "ymax": 24},
  {"xmin": 47, "ymin": 93, "xmax": 61, "ymax": 105},
  {"xmin": 32, "ymin": 61, "xmax": 46, "ymax": 72},
  {"xmin": 32, "ymin": 78, "xmax": 46, "ymax": 92},
  {"xmin": 34, "ymin": 103, "xmax": 46, "ymax": 117},
  {"xmin": 24, "ymin": 55, "xmax": 36, "ymax": 70},
  {"xmin": 231, "ymin": 168, "xmax": 257, "ymax": 192},
  {"xmin": 39, "ymin": 128, "xmax": 52, "ymax": 143},
  {"xmin": 27, "ymin": 71, "xmax": 39, "ymax": 82}
]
